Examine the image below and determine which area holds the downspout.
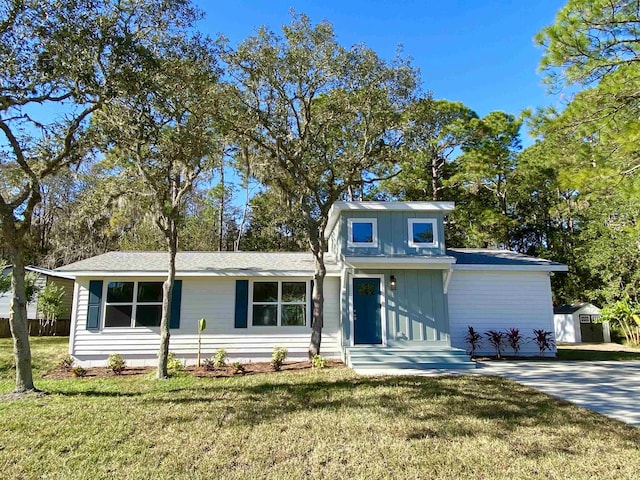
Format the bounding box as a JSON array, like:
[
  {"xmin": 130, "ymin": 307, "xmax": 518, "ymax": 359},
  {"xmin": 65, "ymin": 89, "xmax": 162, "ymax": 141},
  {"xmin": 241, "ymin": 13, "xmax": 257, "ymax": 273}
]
[{"xmin": 443, "ymin": 266, "xmax": 453, "ymax": 295}]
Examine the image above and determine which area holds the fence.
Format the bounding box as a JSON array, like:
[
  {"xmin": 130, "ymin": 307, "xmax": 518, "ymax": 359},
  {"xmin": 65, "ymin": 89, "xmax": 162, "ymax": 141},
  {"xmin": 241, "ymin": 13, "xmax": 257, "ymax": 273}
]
[{"xmin": 0, "ymin": 318, "xmax": 71, "ymax": 338}]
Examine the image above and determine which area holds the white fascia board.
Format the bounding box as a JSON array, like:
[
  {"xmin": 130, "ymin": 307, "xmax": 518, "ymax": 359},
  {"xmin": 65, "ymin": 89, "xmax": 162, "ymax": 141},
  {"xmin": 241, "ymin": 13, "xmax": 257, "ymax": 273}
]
[
  {"xmin": 27, "ymin": 266, "xmax": 76, "ymax": 280},
  {"xmin": 343, "ymin": 256, "xmax": 457, "ymax": 270},
  {"xmin": 64, "ymin": 270, "xmax": 342, "ymax": 277},
  {"xmin": 325, "ymin": 201, "xmax": 456, "ymax": 239},
  {"xmin": 452, "ymin": 264, "xmax": 569, "ymax": 272}
]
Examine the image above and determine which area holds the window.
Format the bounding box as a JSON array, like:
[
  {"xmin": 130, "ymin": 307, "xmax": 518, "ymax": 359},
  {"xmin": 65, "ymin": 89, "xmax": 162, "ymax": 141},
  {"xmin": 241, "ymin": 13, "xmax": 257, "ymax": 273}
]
[
  {"xmin": 104, "ymin": 281, "xmax": 163, "ymax": 328},
  {"xmin": 408, "ymin": 218, "xmax": 438, "ymax": 248},
  {"xmin": 348, "ymin": 218, "xmax": 378, "ymax": 247},
  {"xmin": 251, "ymin": 281, "xmax": 308, "ymax": 327}
]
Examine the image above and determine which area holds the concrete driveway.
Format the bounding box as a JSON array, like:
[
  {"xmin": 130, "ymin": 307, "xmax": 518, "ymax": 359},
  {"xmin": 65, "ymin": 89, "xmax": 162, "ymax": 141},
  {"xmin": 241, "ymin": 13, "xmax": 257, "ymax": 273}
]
[{"xmin": 479, "ymin": 361, "xmax": 640, "ymax": 427}]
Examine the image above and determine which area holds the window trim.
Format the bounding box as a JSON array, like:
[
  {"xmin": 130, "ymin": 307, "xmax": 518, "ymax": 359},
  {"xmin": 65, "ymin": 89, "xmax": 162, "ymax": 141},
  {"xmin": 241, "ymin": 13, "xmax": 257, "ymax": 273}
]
[
  {"xmin": 249, "ymin": 279, "xmax": 310, "ymax": 328},
  {"xmin": 102, "ymin": 280, "xmax": 163, "ymax": 329},
  {"xmin": 347, "ymin": 218, "xmax": 378, "ymax": 248},
  {"xmin": 408, "ymin": 218, "xmax": 438, "ymax": 248}
]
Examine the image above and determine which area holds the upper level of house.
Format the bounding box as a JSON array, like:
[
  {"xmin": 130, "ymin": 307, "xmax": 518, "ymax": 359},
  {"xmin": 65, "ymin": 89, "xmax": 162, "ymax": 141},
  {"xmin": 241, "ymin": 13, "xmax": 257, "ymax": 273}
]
[{"xmin": 325, "ymin": 201, "xmax": 455, "ymax": 258}]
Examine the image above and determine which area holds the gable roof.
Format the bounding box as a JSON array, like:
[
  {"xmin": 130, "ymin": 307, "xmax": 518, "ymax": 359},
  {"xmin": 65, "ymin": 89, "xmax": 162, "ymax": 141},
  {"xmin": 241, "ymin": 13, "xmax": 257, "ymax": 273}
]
[
  {"xmin": 447, "ymin": 249, "xmax": 568, "ymax": 271},
  {"xmin": 56, "ymin": 251, "xmax": 341, "ymax": 277}
]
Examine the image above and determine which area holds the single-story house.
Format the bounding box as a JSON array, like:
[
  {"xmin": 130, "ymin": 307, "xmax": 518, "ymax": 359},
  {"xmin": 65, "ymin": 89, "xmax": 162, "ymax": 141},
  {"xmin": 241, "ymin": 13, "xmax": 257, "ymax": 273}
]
[
  {"xmin": 56, "ymin": 201, "xmax": 568, "ymax": 369},
  {"xmin": 554, "ymin": 303, "xmax": 609, "ymax": 343}
]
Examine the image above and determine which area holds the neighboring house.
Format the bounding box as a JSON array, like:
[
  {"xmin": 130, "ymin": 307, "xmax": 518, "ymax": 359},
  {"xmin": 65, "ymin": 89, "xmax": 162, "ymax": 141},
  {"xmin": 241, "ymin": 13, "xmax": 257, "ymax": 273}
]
[
  {"xmin": 554, "ymin": 303, "xmax": 609, "ymax": 343},
  {"xmin": 57, "ymin": 201, "xmax": 567, "ymax": 368},
  {"xmin": 0, "ymin": 266, "xmax": 75, "ymax": 337},
  {"xmin": 1, "ymin": 265, "xmax": 40, "ymax": 320}
]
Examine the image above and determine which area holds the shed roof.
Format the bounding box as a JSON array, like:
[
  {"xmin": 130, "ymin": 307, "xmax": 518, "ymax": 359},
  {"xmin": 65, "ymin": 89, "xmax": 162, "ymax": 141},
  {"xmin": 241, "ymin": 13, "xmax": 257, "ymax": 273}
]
[
  {"xmin": 56, "ymin": 251, "xmax": 340, "ymax": 277},
  {"xmin": 447, "ymin": 249, "xmax": 568, "ymax": 271},
  {"xmin": 553, "ymin": 303, "xmax": 599, "ymax": 314}
]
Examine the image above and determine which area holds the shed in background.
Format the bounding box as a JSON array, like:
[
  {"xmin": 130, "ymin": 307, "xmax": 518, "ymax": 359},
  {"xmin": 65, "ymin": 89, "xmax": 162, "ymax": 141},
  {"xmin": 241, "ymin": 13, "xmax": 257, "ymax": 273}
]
[{"xmin": 554, "ymin": 303, "xmax": 610, "ymax": 343}]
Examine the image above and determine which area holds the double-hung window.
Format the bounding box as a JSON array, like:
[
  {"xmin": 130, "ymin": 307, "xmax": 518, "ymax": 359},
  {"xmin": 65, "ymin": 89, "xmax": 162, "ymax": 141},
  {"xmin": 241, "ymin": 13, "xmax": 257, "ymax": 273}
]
[
  {"xmin": 251, "ymin": 281, "xmax": 308, "ymax": 327},
  {"xmin": 104, "ymin": 281, "xmax": 163, "ymax": 328},
  {"xmin": 408, "ymin": 218, "xmax": 438, "ymax": 248},
  {"xmin": 348, "ymin": 218, "xmax": 378, "ymax": 248}
]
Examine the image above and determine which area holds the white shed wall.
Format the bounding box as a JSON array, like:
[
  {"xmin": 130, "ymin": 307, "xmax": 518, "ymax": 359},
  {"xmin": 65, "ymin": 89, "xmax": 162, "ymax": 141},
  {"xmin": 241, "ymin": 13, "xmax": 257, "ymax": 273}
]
[
  {"xmin": 448, "ymin": 270, "xmax": 556, "ymax": 356},
  {"xmin": 554, "ymin": 313, "xmax": 580, "ymax": 343},
  {"xmin": 70, "ymin": 276, "xmax": 341, "ymax": 367}
]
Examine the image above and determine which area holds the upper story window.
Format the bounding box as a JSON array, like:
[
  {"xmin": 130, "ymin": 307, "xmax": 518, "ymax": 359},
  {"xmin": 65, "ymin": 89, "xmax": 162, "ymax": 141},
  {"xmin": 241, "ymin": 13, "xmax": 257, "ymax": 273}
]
[
  {"xmin": 348, "ymin": 218, "xmax": 378, "ymax": 248},
  {"xmin": 408, "ymin": 218, "xmax": 438, "ymax": 248},
  {"xmin": 104, "ymin": 281, "xmax": 163, "ymax": 328}
]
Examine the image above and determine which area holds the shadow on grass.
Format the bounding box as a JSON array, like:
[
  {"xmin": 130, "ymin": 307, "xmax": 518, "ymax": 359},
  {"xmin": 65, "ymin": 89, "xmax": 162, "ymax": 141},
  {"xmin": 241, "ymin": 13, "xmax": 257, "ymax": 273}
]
[
  {"xmin": 10, "ymin": 365, "xmax": 640, "ymax": 457},
  {"xmin": 138, "ymin": 372, "xmax": 640, "ymax": 450}
]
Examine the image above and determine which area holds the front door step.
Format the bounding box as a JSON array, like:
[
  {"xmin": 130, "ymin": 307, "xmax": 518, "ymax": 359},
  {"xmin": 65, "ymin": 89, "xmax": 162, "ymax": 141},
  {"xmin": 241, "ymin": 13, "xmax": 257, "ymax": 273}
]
[{"xmin": 345, "ymin": 346, "xmax": 477, "ymax": 370}]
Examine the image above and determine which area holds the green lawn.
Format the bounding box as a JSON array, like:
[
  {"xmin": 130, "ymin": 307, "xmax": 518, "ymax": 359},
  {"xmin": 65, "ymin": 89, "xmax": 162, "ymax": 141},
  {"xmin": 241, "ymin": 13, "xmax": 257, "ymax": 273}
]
[
  {"xmin": 556, "ymin": 344, "xmax": 640, "ymax": 361},
  {"xmin": 556, "ymin": 348, "xmax": 640, "ymax": 361},
  {"xmin": 0, "ymin": 336, "xmax": 69, "ymax": 380},
  {"xmin": 1, "ymin": 338, "xmax": 639, "ymax": 479}
]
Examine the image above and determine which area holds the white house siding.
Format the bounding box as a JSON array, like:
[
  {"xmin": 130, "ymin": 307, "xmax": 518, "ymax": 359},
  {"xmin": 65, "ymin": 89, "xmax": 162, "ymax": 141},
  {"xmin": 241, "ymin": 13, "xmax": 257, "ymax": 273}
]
[
  {"xmin": 448, "ymin": 270, "xmax": 555, "ymax": 356},
  {"xmin": 70, "ymin": 276, "xmax": 341, "ymax": 367}
]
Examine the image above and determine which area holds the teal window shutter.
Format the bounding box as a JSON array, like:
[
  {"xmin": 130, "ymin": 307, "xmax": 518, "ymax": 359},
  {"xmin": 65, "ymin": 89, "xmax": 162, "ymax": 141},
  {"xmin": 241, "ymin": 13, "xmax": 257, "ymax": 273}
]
[
  {"xmin": 87, "ymin": 280, "xmax": 103, "ymax": 330},
  {"xmin": 310, "ymin": 280, "xmax": 314, "ymax": 329},
  {"xmin": 170, "ymin": 280, "xmax": 182, "ymax": 329},
  {"xmin": 235, "ymin": 280, "xmax": 248, "ymax": 328}
]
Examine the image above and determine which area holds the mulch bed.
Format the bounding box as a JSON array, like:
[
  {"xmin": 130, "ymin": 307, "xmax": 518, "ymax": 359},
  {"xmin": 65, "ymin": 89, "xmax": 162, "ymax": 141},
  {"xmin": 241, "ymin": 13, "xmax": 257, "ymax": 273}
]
[{"xmin": 42, "ymin": 359, "xmax": 345, "ymax": 380}]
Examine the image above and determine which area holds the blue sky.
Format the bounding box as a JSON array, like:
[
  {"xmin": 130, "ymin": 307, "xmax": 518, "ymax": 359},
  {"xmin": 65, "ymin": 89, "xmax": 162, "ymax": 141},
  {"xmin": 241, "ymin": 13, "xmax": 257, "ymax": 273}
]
[{"xmin": 194, "ymin": 0, "xmax": 567, "ymax": 133}]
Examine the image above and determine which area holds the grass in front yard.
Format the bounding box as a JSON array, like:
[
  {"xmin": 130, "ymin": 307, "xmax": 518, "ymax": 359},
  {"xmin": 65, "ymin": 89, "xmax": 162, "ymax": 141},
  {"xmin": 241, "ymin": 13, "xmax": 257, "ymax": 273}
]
[
  {"xmin": 557, "ymin": 343, "xmax": 640, "ymax": 361},
  {"xmin": 1, "ymin": 339, "xmax": 639, "ymax": 479},
  {"xmin": 0, "ymin": 336, "xmax": 69, "ymax": 380},
  {"xmin": 557, "ymin": 348, "xmax": 640, "ymax": 361}
]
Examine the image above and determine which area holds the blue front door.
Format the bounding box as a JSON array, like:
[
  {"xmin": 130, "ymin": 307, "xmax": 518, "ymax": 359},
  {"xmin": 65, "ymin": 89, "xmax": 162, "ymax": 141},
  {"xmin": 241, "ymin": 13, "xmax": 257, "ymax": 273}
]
[{"xmin": 353, "ymin": 277, "xmax": 382, "ymax": 344}]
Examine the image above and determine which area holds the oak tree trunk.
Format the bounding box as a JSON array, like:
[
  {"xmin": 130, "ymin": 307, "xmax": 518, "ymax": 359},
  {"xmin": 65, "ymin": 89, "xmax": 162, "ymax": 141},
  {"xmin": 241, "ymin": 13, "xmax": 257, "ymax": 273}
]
[
  {"xmin": 7, "ymin": 245, "xmax": 35, "ymax": 392},
  {"xmin": 157, "ymin": 223, "xmax": 177, "ymax": 379},
  {"xmin": 308, "ymin": 248, "xmax": 326, "ymax": 358}
]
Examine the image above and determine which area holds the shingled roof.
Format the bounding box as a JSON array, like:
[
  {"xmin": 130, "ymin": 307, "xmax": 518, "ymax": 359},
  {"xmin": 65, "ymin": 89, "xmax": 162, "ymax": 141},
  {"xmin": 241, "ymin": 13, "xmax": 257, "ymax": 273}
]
[
  {"xmin": 447, "ymin": 249, "xmax": 567, "ymax": 270},
  {"xmin": 56, "ymin": 251, "xmax": 340, "ymax": 276}
]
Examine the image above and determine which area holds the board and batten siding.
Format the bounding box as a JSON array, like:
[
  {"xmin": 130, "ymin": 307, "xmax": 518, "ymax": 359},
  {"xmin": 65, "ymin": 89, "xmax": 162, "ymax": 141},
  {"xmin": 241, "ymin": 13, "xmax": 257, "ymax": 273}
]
[
  {"xmin": 336, "ymin": 211, "xmax": 446, "ymax": 257},
  {"xmin": 341, "ymin": 269, "xmax": 448, "ymax": 346},
  {"xmin": 448, "ymin": 270, "xmax": 555, "ymax": 356},
  {"xmin": 70, "ymin": 276, "xmax": 341, "ymax": 367}
]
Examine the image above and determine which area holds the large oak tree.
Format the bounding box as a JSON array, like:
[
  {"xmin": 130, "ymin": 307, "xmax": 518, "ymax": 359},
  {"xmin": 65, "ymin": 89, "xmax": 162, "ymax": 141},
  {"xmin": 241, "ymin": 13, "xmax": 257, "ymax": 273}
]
[
  {"xmin": 0, "ymin": 0, "xmax": 198, "ymax": 392},
  {"xmin": 94, "ymin": 40, "xmax": 222, "ymax": 378},
  {"xmin": 221, "ymin": 14, "xmax": 418, "ymax": 356}
]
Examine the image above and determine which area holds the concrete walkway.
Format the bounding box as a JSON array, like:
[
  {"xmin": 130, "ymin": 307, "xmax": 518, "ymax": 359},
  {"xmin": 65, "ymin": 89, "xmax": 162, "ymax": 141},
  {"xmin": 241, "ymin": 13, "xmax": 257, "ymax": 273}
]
[{"xmin": 478, "ymin": 361, "xmax": 640, "ymax": 427}]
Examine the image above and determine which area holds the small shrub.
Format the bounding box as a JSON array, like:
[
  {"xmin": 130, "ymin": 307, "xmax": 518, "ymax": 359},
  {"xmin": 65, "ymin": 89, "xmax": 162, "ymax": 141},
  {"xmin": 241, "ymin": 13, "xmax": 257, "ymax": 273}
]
[
  {"xmin": 167, "ymin": 352, "xmax": 184, "ymax": 375},
  {"xmin": 58, "ymin": 354, "xmax": 74, "ymax": 369},
  {"xmin": 532, "ymin": 329, "xmax": 556, "ymax": 356},
  {"xmin": 506, "ymin": 328, "xmax": 524, "ymax": 357},
  {"xmin": 107, "ymin": 353, "xmax": 126, "ymax": 374},
  {"xmin": 270, "ymin": 347, "xmax": 288, "ymax": 371},
  {"xmin": 213, "ymin": 349, "xmax": 227, "ymax": 368},
  {"xmin": 311, "ymin": 354, "xmax": 327, "ymax": 368},
  {"xmin": 72, "ymin": 366, "xmax": 87, "ymax": 378},
  {"xmin": 232, "ymin": 361, "xmax": 245, "ymax": 375},
  {"xmin": 485, "ymin": 330, "xmax": 506, "ymax": 359},
  {"xmin": 203, "ymin": 358, "xmax": 216, "ymax": 371},
  {"xmin": 464, "ymin": 326, "xmax": 483, "ymax": 357}
]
